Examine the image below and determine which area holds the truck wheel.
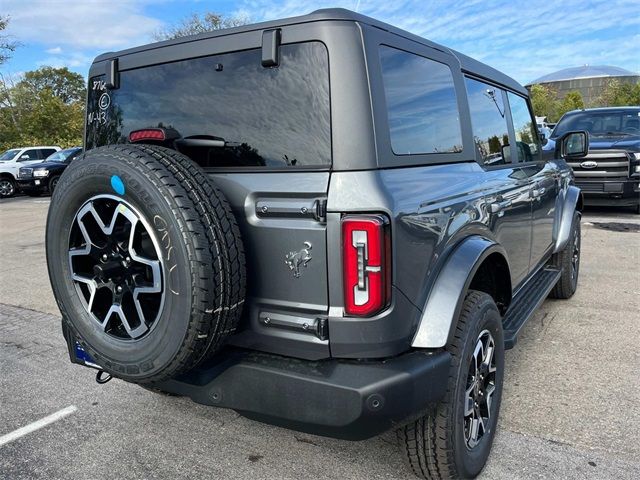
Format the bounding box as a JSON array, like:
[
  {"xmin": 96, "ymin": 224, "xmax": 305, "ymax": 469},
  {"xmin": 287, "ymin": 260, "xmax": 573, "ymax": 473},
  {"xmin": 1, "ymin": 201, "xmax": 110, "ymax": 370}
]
[
  {"xmin": 549, "ymin": 211, "xmax": 580, "ymax": 299},
  {"xmin": 47, "ymin": 144, "xmax": 246, "ymax": 383},
  {"xmin": 398, "ymin": 291, "xmax": 504, "ymax": 480},
  {"xmin": 0, "ymin": 177, "xmax": 16, "ymax": 198},
  {"xmin": 48, "ymin": 175, "xmax": 60, "ymax": 194}
]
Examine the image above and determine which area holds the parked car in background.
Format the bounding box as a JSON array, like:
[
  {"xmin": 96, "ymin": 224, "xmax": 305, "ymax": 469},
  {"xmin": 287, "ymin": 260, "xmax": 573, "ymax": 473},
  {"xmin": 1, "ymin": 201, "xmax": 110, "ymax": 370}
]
[
  {"xmin": 0, "ymin": 146, "xmax": 62, "ymax": 198},
  {"xmin": 544, "ymin": 107, "xmax": 640, "ymax": 213},
  {"xmin": 17, "ymin": 147, "xmax": 83, "ymax": 196}
]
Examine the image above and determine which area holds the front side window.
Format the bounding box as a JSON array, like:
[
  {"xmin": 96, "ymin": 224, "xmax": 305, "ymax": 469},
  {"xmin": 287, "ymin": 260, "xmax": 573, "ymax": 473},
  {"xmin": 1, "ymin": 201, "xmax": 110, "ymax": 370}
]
[
  {"xmin": 465, "ymin": 77, "xmax": 510, "ymax": 166},
  {"xmin": 86, "ymin": 42, "xmax": 331, "ymax": 168},
  {"xmin": 379, "ymin": 46, "xmax": 462, "ymax": 155},
  {"xmin": 508, "ymin": 93, "xmax": 540, "ymax": 163},
  {"xmin": 19, "ymin": 149, "xmax": 40, "ymax": 161}
]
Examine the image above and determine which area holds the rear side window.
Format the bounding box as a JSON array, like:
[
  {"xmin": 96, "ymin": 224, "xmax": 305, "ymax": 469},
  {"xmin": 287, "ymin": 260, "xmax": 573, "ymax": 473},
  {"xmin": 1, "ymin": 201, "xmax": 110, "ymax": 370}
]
[
  {"xmin": 40, "ymin": 149, "xmax": 57, "ymax": 158},
  {"xmin": 86, "ymin": 42, "xmax": 331, "ymax": 168},
  {"xmin": 379, "ymin": 46, "xmax": 462, "ymax": 155},
  {"xmin": 508, "ymin": 93, "xmax": 540, "ymax": 163},
  {"xmin": 465, "ymin": 77, "xmax": 510, "ymax": 166}
]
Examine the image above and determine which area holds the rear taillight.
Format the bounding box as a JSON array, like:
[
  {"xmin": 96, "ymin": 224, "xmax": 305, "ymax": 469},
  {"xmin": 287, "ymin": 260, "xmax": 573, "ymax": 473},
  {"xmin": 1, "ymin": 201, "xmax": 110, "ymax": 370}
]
[
  {"xmin": 342, "ymin": 215, "xmax": 391, "ymax": 317},
  {"xmin": 129, "ymin": 128, "xmax": 166, "ymax": 142}
]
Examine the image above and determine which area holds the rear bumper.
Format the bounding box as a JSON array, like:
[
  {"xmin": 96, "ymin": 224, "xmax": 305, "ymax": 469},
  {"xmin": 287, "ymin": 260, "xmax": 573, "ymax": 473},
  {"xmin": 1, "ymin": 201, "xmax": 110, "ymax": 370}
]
[
  {"xmin": 577, "ymin": 178, "xmax": 640, "ymax": 206},
  {"xmin": 65, "ymin": 316, "xmax": 450, "ymax": 440},
  {"xmin": 154, "ymin": 349, "xmax": 451, "ymax": 440}
]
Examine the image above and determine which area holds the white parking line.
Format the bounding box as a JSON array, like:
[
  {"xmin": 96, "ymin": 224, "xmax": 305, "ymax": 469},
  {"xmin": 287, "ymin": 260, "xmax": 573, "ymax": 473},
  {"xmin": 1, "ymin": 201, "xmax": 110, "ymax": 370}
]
[{"xmin": 0, "ymin": 405, "xmax": 77, "ymax": 447}]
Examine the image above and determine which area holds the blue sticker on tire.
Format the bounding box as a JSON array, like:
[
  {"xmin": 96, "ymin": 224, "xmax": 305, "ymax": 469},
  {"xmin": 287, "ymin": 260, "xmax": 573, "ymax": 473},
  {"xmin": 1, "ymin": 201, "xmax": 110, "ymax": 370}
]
[{"xmin": 111, "ymin": 175, "xmax": 125, "ymax": 195}]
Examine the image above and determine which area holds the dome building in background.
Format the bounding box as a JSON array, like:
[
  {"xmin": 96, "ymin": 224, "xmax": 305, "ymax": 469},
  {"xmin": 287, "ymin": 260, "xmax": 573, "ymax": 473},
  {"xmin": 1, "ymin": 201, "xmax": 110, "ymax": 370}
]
[{"xmin": 525, "ymin": 65, "xmax": 639, "ymax": 105}]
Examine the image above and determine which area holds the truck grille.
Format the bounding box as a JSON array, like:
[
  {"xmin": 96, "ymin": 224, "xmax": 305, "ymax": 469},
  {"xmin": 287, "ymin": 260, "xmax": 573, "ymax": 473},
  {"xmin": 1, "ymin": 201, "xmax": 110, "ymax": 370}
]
[
  {"xmin": 566, "ymin": 150, "xmax": 629, "ymax": 180},
  {"xmin": 18, "ymin": 167, "xmax": 33, "ymax": 179}
]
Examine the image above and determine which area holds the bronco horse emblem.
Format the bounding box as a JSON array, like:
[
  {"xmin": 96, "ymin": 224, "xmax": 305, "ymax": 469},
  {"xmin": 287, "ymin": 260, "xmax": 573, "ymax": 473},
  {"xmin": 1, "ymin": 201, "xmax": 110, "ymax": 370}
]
[{"xmin": 285, "ymin": 242, "xmax": 312, "ymax": 278}]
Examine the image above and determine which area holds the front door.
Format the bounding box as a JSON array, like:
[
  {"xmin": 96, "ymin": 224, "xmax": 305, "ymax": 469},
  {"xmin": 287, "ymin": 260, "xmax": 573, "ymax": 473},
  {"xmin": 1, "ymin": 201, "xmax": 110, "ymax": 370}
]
[
  {"xmin": 506, "ymin": 92, "xmax": 558, "ymax": 270},
  {"xmin": 465, "ymin": 77, "xmax": 534, "ymax": 288}
]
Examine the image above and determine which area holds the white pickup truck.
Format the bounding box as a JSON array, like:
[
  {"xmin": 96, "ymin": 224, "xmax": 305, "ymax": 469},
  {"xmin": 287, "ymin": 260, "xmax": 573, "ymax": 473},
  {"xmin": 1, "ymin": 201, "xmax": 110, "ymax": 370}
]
[{"xmin": 0, "ymin": 146, "xmax": 61, "ymax": 198}]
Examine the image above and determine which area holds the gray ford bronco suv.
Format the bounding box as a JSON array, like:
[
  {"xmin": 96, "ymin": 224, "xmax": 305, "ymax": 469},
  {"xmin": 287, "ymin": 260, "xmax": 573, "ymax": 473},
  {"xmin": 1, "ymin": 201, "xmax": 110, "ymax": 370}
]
[{"xmin": 46, "ymin": 8, "xmax": 589, "ymax": 479}]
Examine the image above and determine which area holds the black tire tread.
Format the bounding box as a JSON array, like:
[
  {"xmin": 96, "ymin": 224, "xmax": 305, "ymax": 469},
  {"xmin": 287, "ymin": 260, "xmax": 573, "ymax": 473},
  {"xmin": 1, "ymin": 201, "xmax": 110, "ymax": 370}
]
[
  {"xmin": 398, "ymin": 290, "xmax": 498, "ymax": 480},
  {"xmin": 53, "ymin": 144, "xmax": 245, "ymax": 382},
  {"xmin": 549, "ymin": 211, "xmax": 580, "ymax": 299}
]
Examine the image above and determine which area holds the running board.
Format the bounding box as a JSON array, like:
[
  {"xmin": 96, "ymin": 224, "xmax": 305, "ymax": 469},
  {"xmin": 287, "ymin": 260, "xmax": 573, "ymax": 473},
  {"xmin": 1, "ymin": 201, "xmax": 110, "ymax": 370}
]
[{"xmin": 503, "ymin": 267, "xmax": 561, "ymax": 349}]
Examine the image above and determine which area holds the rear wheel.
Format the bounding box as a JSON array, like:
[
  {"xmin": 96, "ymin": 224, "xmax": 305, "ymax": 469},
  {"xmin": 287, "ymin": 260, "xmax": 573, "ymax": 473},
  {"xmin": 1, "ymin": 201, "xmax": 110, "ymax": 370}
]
[
  {"xmin": 47, "ymin": 144, "xmax": 246, "ymax": 383},
  {"xmin": 0, "ymin": 177, "xmax": 16, "ymax": 198},
  {"xmin": 398, "ymin": 291, "xmax": 504, "ymax": 479}
]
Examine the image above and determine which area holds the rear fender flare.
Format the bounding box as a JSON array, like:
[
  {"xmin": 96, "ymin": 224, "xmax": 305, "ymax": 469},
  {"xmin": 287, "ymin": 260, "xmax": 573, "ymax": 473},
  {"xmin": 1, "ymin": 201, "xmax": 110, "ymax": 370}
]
[
  {"xmin": 411, "ymin": 236, "xmax": 509, "ymax": 349},
  {"xmin": 553, "ymin": 185, "xmax": 583, "ymax": 253}
]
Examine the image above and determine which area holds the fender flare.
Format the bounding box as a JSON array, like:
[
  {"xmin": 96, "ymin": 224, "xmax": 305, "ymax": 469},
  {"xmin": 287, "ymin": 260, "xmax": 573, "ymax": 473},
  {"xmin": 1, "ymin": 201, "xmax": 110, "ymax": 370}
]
[
  {"xmin": 553, "ymin": 186, "xmax": 583, "ymax": 253},
  {"xmin": 411, "ymin": 236, "xmax": 510, "ymax": 349}
]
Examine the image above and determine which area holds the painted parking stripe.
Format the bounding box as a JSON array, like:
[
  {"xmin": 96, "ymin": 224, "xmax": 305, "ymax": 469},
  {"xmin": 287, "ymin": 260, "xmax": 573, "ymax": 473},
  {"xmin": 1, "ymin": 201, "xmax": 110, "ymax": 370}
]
[{"xmin": 0, "ymin": 406, "xmax": 77, "ymax": 447}]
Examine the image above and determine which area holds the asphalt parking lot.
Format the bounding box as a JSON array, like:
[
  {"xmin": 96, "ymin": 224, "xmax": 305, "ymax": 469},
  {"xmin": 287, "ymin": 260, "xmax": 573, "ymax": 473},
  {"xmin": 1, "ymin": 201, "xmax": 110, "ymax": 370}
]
[{"xmin": 1, "ymin": 195, "xmax": 639, "ymax": 479}]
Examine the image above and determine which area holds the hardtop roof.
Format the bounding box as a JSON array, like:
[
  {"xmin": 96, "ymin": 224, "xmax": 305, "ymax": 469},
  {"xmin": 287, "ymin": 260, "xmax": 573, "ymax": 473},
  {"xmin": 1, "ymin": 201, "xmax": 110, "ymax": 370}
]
[{"xmin": 93, "ymin": 8, "xmax": 527, "ymax": 95}]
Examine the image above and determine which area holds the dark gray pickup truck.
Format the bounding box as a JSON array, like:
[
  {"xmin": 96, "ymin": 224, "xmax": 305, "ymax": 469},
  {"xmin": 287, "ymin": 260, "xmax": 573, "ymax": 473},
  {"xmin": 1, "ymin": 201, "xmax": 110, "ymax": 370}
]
[{"xmin": 46, "ymin": 9, "xmax": 588, "ymax": 479}]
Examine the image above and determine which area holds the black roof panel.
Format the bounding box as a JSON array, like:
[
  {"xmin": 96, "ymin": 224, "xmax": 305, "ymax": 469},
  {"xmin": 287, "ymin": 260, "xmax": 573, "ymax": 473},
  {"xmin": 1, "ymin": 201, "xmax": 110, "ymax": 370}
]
[{"xmin": 93, "ymin": 8, "xmax": 526, "ymax": 95}]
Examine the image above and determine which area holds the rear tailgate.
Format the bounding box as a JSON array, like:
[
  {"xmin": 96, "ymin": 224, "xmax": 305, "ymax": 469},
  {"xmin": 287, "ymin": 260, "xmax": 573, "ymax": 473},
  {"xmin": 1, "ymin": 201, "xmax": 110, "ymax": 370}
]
[{"xmin": 211, "ymin": 172, "xmax": 330, "ymax": 359}]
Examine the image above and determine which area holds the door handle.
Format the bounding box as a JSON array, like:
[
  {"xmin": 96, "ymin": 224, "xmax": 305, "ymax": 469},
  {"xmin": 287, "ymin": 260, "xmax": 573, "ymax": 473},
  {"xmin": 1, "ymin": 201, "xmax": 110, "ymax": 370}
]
[
  {"xmin": 531, "ymin": 187, "xmax": 546, "ymax": 198},
  {"xmin": 489, "ymin": 199, "xmax": 512, "ymax": 213}
]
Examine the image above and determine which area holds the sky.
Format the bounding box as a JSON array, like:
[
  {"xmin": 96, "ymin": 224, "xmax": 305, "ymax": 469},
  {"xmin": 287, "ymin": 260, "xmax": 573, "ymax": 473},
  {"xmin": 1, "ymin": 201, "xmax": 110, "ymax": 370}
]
[{"xmin": 2, "ymin": 0, "xmax": 639, "ymax": 85}]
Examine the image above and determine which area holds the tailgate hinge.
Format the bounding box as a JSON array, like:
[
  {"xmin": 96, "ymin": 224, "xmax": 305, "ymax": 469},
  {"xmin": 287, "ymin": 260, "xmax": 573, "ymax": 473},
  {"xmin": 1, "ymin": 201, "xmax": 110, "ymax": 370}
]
[{"xmin": 313, "ymin": 199, "xmax": 327, "ymax": 223}]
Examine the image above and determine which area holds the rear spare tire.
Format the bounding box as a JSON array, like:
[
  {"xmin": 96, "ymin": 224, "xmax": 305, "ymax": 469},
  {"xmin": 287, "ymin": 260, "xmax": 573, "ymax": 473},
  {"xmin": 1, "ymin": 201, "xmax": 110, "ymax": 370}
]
[{"xmin": 46, "ymin": 144, "xmax": 246, "ymax": 383}]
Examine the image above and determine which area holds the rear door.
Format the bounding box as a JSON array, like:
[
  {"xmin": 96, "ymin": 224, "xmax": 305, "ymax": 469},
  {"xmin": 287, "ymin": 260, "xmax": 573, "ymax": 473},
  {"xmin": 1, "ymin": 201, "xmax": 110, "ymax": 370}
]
[
  {"xmin": 507, "ymin": 92, "xmax": 559, "ymax": 268},
  {"xmin": 465, "ymin": 77, "xmax": 533, "ymax": 288}
]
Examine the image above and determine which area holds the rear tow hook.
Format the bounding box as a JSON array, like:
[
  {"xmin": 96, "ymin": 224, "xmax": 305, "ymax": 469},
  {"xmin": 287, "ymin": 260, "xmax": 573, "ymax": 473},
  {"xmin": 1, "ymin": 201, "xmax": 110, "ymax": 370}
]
[{"xmin": 96, "ymin": 370, "xmax": 113, "ymax": 384}]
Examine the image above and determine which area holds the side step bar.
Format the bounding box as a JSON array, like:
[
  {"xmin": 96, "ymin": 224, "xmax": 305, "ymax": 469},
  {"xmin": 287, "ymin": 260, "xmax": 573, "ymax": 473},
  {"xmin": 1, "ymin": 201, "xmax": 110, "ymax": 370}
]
[{"xmin": 503, "ymin": 267, "xmax": 562, "ymax": 349}]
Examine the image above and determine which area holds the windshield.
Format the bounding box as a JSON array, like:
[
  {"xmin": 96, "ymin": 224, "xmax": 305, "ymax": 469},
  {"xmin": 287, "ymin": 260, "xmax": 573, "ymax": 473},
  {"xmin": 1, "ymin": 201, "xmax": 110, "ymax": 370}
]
[
  {"xmin": 0, "ymin": 149, "xmax": 20, "ymax": 161},
  {"xmin": 552, "ymin": 110, "xmax": 640, "ymax": 138},
  {"xmin": 46, "ymin": 148, "xmax": 79, "ymax": 162}
]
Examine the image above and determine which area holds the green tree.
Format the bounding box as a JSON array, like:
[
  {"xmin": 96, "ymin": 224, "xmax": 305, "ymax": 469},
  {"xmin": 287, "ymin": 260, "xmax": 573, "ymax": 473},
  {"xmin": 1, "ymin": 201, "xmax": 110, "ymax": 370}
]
[
  {"xmin": 20, "ymin": 67, "xmax": 85, "ymax": 104},
  {"xmin": 153, "ymin": 12, "xmax": 250, "ymax": 41},
  {"xmin": 558, "ymin": 91, "xmax": 584, "ymax": 117},
  {"xmin": 0, "ymin": 16, "xmax": 19, "ymax": 65},
  {"xmin": 0, "ymin": 67, "xmax": 86, "ymax": 150},
  {"xmin": 529, "ymin": 84, "xmax": 560, "ymax": 122},
  {"xmin": 596, "ymin": 79, "xmax": 640, "ymax": 107},
  {"xmin": 488, "ymin": 135, "xmax": 501, "ymax": 153}
]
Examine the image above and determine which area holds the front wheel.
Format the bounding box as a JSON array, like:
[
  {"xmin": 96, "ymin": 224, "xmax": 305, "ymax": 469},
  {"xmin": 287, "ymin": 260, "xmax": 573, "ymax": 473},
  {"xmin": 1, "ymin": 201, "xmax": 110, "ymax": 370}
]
[
  {"xmin": 48, "ymin": 175, "xmax": 60, "ymax": 194},
  {"xmin": 398, "ymin": 291, "xmax": 505, "ymax": 479},
  {"xmin": 549, "ymin": 210, "xmax": 581, "ymax": 299},
  {"xmin": 0, "ymin": 177, "xmax": 16, "ymax": 198}
]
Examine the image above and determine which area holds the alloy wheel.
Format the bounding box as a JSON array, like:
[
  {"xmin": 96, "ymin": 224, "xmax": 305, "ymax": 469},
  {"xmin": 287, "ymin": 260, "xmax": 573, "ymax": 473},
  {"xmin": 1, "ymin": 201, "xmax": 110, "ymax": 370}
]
[
  {"xmin": 571, "ymin": 228, "xmax": 580, "ymax": 280},
  {"xmin": 0, "ymin": 179, "xmax": 15, "ymax": 197},
  {"xmin": 463, "ymin": 329, "xmax": 497, "ymax": 449},
  {"xmin": 68, "ymin": 195, "xmax": 164, "ymax": 340}
]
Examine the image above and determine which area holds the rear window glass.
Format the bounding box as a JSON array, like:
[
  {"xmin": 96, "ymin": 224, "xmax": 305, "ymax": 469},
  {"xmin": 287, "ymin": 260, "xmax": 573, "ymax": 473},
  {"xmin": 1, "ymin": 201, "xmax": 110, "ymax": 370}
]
[
  {"xmin": 86, "ymin": 42, "xmax": 331, "ymax": 168},
  {"xmin": 379, "ymin": 45, "xmax": 462, "ymax": 155}
]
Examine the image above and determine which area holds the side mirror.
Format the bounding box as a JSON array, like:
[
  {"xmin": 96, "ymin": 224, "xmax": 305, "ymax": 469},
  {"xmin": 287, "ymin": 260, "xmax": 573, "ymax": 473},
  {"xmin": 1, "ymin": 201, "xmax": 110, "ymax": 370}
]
[
  {"xmin": 20, "ymin": 154, "xmax": 30, "ymax": 160},
  {"xmin": 500, "ymin": 144, "xmax": 511, "ymax": 163},
  {"xmin": 560, "ymin": 131, "xmax": 589, "ymax": 159}
]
